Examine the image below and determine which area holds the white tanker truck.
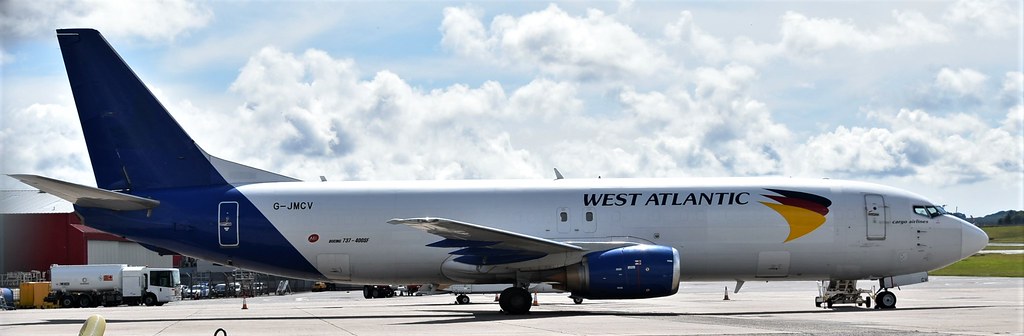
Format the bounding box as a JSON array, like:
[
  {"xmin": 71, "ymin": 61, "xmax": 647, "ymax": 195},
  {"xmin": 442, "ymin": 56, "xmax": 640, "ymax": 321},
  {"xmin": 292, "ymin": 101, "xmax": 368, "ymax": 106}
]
[{"xmin": 46, "ymin": 264, "xmax": 180, "ymax": 308}]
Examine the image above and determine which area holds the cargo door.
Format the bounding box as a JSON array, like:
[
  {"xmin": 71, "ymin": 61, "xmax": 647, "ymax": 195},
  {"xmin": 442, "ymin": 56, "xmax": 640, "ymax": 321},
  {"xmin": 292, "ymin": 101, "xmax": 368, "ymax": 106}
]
[
  {"xmin": 755, "ymin": 251, "xmax": 790, "ymax": 278},
  {"xmin": 218, "ymin": 201, "xmax": 240, "ymax": 247},
  {"xmin": 315, "ymin": 254, "xmax": 352, "ymax": 281},
  {"xmin": 865, "ymin": 194, "xmax": 887, "ymax": 240}
]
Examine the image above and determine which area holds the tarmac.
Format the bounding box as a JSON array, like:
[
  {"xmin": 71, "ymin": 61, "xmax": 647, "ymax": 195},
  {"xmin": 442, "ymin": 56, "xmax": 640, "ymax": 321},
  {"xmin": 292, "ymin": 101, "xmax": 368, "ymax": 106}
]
[{"xmin": 1, "ymin": 276, "xmax": 1021, "ymax": 335}]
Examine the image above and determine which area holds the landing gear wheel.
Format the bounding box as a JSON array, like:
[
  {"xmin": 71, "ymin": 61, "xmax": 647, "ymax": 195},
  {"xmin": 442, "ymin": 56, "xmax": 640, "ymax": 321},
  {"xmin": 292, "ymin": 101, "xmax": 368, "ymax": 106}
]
[
  {"xmin": 573, "ymin": 297, "xmax": 583, "ymax": 305},
  {"xmin": 826, "ymin": 299, "xmax": 834, "ymax": 308},
  {"xmin": 876, "ymin": 291, "xmax": 897, "ymax": 309},
  {"xmin": 456, "ymin": 294, "xmax": 470, "ymax": 305},
  {"xmin": 498, "ymin": 287, "xmax": 532, "ymax": 315},
  {"xmin": 363, "ymin": 286, "xmax": 373, "ymax": 299},
  {"xmin": 864, "ymin": 297, "xmax": 871, "ymax": 308}
]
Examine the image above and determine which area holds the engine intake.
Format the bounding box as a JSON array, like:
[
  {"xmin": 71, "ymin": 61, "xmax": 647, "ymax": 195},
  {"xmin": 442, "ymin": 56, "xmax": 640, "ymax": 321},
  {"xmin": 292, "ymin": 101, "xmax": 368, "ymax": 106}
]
[{"xmin": 563, "ymin": 245, "xmax": 680, "ymax": 299}]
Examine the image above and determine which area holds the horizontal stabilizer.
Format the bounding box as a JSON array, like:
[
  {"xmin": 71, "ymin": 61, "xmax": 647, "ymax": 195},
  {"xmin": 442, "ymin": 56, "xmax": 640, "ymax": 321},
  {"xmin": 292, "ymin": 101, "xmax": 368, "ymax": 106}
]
[{"xmin": 8, "ymin": 174, "xmax": 159, "ymax": 211}]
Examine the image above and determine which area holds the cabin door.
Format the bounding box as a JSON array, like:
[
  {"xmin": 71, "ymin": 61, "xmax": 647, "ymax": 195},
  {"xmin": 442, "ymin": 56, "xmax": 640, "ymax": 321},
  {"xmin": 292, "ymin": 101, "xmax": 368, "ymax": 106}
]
[
  {"xmin": 218, "ymin": 201, "xmax": 240, "ymax": 247},
  {"xmin": 865, "ymin": 194, "xmax": 887, "ymax": 240}
]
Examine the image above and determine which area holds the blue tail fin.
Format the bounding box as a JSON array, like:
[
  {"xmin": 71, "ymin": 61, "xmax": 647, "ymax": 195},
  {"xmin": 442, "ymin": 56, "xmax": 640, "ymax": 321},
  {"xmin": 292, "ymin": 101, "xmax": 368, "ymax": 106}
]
[{"xmin": 56, "ymin": 29, "xmax": 296, "ymax": 190}]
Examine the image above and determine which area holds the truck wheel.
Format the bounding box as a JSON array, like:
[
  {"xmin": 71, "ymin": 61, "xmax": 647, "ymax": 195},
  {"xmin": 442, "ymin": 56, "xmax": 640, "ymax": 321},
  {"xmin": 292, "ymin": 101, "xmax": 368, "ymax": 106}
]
[
  {"xmin": 143, "ymin": 294, "xmax": 157, "ymax": 306},
  {"xmin": 78, "ymin": 295, "xmax": 93, "ymax": 308},
  {"xmin": 60, "ymin": 296, "xmax": 75, "ymax": 308}
]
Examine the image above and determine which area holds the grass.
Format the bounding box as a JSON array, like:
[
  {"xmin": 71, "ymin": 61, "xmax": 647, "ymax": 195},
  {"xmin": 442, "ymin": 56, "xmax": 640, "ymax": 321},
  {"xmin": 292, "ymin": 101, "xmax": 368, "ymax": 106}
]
[
  {"xmin": 981, "ymin": 225, "xmax": 1024, "ymax": 243},
  {"xmin": 931, "ymin": 253, "xmax": 1024, "ymax": 277},
  {"xmin": 983, "ymin": 245, "xmax": 1024, "ymax": 250}
]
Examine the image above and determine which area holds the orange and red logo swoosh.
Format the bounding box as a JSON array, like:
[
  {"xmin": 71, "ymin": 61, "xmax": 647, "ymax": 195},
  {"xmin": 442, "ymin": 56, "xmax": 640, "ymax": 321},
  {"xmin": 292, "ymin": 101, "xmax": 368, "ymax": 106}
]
[{"xmin": 760, "ymin": 189, "xmax": 832, "ymax": 242}]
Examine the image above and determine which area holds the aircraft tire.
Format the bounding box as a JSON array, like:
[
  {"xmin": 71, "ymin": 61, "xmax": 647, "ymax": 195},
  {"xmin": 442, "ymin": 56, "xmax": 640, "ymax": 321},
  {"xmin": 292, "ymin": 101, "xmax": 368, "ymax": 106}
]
[
  {"xmin": 498, "ymin": 287, "xmax": 531, "ymax": 315},
  {"xmin": 573, "ymin": 297, "xmax": 583, "ymax": 304},
  {"xmin": 864, "ymin": 297, "xmax": 871, "ymax": 308},
  {"xmin": 876, "ymin": 291, "xmax": 896, "ymax": 309}
]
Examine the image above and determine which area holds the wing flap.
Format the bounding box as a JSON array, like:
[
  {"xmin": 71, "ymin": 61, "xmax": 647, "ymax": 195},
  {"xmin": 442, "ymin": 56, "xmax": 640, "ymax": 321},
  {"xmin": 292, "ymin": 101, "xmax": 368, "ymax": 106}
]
[
  {"xmin": 388, "ymin": 217, "xmax": 584, "ymax": 265},
  {"xmin": 8, "ymin": 174, "xmax": 159, "ymax": 211}
]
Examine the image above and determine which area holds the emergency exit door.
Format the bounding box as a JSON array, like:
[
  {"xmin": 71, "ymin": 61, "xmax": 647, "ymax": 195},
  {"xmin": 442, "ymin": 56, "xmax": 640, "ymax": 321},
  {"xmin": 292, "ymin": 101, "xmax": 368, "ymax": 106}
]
[
  {"xmin": 865, "ymin": 194, "xmax": 887, "ymax": 240},
  {"xmin": 218, "ymin": 201, "xmax": 239, "ymax": 247}
]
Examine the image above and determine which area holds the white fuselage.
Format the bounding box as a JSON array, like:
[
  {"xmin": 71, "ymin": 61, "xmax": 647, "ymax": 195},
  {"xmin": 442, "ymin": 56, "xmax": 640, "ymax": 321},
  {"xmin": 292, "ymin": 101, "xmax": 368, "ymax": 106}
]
[{"xmin": 232, "ymin": 177, "xmax": 978, "ymax": 284}]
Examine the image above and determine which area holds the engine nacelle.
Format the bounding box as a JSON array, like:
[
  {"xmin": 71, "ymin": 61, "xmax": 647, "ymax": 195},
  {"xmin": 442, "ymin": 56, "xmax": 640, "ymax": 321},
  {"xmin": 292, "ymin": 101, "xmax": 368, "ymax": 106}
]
[{"xmin": 563, "ymin": 245, "xmax": 680, "ymax": 299}]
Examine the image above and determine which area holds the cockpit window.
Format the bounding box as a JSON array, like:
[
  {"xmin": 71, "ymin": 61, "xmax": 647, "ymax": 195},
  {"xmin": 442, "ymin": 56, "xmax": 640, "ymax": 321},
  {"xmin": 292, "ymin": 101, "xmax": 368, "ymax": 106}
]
[{"xmin": 913, "ymin": 205, "xmax": 948, "ymax": 218}]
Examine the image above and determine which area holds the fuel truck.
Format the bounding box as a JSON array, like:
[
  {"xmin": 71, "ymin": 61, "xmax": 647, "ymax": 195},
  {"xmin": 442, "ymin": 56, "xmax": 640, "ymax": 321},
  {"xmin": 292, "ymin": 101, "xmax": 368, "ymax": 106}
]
[{"xmin": 46, "ymin": 264, "xmax": 180, "ymax": 308}]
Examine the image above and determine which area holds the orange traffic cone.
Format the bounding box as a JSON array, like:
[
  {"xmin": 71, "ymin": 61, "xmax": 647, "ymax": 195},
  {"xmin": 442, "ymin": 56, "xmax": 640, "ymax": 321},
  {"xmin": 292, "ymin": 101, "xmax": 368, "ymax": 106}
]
[
  {"xmin": 532, "ymin": 293, "xmax": 539, "ymax": 306},
  {"xmin": 723, "ymin": 286, "xmax": 730, "ymax": 301},
  {"xmin": 241, "ymin": 296, "xmax": 249, "ymax": 310}
]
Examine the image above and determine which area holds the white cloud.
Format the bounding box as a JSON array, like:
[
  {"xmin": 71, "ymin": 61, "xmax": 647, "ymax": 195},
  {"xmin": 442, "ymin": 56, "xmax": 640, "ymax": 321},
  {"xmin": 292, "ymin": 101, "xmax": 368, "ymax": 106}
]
[
  {"xmin": 440, "ymin": 6, "xmax": 490, "ymax": 58},
  {"xmin": 1002, "ymin": 71, "xmax": 1024, "ymax": 106},
  {"xmin": 792, "ymin": 108, "xmax": 1023, "ymax": 185},
  {"xmin": 0, "ymin": 102, "xmax": 93, "ymax": 186},
  {"xmin": 662, "ymin": 11, "xmax": 729, "ymax": 64},
  {"xmin": 165, "ymin": 5, "xmax": 342, "ymax": 72},
  {"xmin": 943, "ymin": 0, "xmax": 1021, "ymax": 36},
  {"xmin": 188, "ymin": 46, "xmax": 794, "ymax": 181},
  {"xmin": 779, "ymin": 10, "xmax": 949, "ymax": 56},
  {"xmin": 935, "ymin": 67, "xmax": 988, "ymax": 98},
  {"xmin": 0, "ymin": 0, "xmax": 211, "ymax": 41},
  {"xmin": 441, "ymin": 4, "xmax": 675, "ymax": 82}
]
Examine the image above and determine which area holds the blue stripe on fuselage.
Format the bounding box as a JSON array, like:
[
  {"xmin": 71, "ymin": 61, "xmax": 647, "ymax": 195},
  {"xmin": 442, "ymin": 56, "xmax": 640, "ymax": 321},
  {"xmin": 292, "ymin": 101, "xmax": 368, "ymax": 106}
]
[{"xmin": 75, "ymin": 185, "xmax": 323, "ymax": 280}]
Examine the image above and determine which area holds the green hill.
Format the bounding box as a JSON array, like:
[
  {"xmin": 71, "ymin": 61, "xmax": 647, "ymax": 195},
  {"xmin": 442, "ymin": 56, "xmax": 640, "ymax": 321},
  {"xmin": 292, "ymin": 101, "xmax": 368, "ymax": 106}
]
[{"xmin": 964, "ymin": 210, "xmax": 1024, "ymax": 226}]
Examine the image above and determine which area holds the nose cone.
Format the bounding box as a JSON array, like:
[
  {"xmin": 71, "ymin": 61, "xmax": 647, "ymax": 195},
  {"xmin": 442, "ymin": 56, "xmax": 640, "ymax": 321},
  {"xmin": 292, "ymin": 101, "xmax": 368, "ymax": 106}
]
[{"xmin": 961, "ymin": 222, "xmax": 989, "ymax": 259}]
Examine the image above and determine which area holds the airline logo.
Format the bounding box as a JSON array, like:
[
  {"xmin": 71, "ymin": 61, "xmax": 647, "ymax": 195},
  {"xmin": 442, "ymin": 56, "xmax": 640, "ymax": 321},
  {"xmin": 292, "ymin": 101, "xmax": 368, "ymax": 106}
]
[{"xmin": 760, "ymin": 189, "xmax": 832, "ymax": 242}]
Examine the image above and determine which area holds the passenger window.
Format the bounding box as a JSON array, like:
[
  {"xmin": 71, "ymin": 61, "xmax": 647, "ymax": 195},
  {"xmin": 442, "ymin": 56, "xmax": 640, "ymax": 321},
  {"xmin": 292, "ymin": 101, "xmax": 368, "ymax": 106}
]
[
  {"xmin": 586, "ymin": 211, "xmax": 594, "ymax": 222},
  {"xmin": 560, "ymin": 211, "xmax": 568, "ymax": 222}
]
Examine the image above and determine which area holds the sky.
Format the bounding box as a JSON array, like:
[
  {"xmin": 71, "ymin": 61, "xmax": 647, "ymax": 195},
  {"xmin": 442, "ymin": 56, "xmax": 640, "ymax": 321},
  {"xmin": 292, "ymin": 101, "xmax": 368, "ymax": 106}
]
[{"xmin": 1, "ymin": 0, "xmax": 1021, "ymax": 217}]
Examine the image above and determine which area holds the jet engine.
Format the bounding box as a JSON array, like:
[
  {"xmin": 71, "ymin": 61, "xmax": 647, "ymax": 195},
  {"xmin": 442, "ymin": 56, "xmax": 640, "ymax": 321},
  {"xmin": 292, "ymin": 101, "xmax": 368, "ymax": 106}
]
[{"xmin": 560, "ymin": 245, "xmax": 680, "ymax": 299}]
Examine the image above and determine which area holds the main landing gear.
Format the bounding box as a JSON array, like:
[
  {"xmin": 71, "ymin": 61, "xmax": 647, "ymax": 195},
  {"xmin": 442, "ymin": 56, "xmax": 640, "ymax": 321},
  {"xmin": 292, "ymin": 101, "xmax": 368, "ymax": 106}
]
[{"xmin": 498, "ymin": 286, "xmax": 532, "ymax": 315}]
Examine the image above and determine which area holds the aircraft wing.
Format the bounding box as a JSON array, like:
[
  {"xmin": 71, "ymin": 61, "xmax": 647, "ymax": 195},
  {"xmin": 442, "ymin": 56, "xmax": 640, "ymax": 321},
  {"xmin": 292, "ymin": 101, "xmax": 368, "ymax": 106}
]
[
  {"xmin": 8, "ymin": 174, "xmax": 159, "ymax": 211},
  {"xmin": 388, "ymin": 217, "xmax": 584, "ymax": 265}
]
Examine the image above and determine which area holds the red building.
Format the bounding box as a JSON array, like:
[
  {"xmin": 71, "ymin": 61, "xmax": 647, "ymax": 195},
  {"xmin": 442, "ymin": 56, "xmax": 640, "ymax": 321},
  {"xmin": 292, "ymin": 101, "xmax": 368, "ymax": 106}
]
[{"xmin": 1, "ymin": 190, "xmax": 172, "ymax": 274}]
